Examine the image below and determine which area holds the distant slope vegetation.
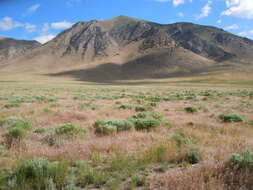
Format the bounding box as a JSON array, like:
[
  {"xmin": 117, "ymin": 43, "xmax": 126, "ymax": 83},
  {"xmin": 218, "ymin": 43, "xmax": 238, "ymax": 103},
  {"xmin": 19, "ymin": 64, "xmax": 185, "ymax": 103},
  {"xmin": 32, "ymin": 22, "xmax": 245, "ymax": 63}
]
[
  {"xmin": 0, "ymin": 37, "xmax": 40, "ymax": 65},
  {"xmin": 1, "ymin": 16, "xmax": 253, "ymax": 81}
]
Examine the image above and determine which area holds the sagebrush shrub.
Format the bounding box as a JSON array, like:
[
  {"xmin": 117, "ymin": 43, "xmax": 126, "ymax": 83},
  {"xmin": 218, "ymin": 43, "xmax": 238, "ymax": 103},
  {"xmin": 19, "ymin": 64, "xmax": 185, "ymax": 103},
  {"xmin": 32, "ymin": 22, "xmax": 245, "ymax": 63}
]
[
  {"xmin": 184, "ymin": 106, "xmax": 198, "ymax": 113},
  {"xmin": 131, "ymin": 118, "xmax": 160, "ymax": 131},
  {"xmin": 230, "ymin": 150, "xmax": 253, "ymax": 169},
  {"xmin": 55, "ymin": 123, "xmax": 85, "ymax": 136},
  {"xmin": 184, "ymin": 151, "xmax": 200, "ymax": 164},
  {"xmin": 2, "ymin": 158, "xmax": 70, "ymax": 190},
  {"xmin": 219, "ymin": 114, "xmax": 243, "ymax": 123},
  {"xmin": 93, "ymin": 119, "xmax": 134, "ymax": 135}
]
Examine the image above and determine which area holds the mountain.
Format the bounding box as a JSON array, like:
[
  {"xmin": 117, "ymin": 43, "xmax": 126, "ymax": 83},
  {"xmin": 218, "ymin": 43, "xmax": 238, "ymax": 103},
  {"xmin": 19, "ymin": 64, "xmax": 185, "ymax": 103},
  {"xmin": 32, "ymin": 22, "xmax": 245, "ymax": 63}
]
[
  {"xmin": 0, "ymin": 37, "xmax": 40, "ymax": 65},
  {"xmin": 1, "ymin": 16, "xmax": 253, "ymax": 82}
]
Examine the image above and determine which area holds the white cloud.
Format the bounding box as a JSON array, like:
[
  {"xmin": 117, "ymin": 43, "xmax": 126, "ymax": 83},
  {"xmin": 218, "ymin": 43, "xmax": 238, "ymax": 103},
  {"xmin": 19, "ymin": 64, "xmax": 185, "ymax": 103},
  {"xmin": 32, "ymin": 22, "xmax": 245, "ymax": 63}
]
[
  {"xmin": 217, "ymin": 19, "xmax": 222, "ymax": 24},
  {"xmin": 35, "ymin": 34, "xmax": 55, "ymax": 44},
  {"xmin": 222, "ymin": 0, "xmax": 253, "ymax": 19},
  {"xmin": 153, "ymin": 0, "xmax": 193, "ymax": 6},
  {"xmin": 23, "ymin": 4, "xmax": 41, "ymax": 17},
  {"xmin": 178, "ymin": 12, "xmax": 184, "ymax": 17},
  {"xmin": 224, "ymin": 24, "xmax": 239, "ymax": 30},
  {"xmin": 0, "ymin": 17, "xmax": 23, "ymax": 31},
  {"xmin": 196, "ymin": 1, "xmax": 212, "ymax": 19},
  {"xmin": 51, "ymin": 21, "xmax": 73, "ymax": 29},
  {"xmin": 238, "ymin": 30, "xmax": 253, "ymax": 38},
  {"xmin": 28, "ymin": 4, "xmax": 40, "ymax": 13},
  {"xmin": 25, "ymin": 23, "xmax": 37, "ymax": 32}
]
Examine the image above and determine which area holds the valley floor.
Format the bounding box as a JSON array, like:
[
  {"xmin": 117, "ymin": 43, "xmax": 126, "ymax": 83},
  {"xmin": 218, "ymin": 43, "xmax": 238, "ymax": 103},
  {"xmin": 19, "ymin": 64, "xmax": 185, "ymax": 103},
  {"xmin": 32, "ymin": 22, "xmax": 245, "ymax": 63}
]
[{"xmin": 0, "ymin": 78, "xmax": 253, "ymax": 189}]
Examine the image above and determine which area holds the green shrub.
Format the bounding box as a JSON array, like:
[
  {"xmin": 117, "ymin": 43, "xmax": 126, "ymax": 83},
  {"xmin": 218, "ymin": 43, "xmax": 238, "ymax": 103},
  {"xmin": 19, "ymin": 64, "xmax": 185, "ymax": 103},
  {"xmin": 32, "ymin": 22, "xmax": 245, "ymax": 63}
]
[
  {"xmin": 93, "ymin": 119, "xmax": 134, "ymax": 135},
  {"xmin": 132, "ymin": 112, "xmax": 163, "ymax": 120},
  {"xmin": 135, "ymin": 105, "xmax": 151, "ymax": 112},
  {"xmin": 132, "ymin": 112, "xmax": 147, "ymax": 119},
  {"xmin": 184, "ymin": 151, "xmax": 200, "ymax": 164},
  {"xmin": 3, "ymin": 158, "xmax": 70, "ymax": 190},
  {"xmin": 230, "ymin": 150, "xmax": 253, "ymax": 169},
  {"xmin": 219, "ymin": 114, "xmax": 243, "ymax": 123},
  {"xmin": 55, "ymin": 123, "xmax": 85, "ymax": 136},
  {"xmin": 247, "ymin": 120, "xmax": 253, "ymax": 126},
  {"xmin": 2, "ymin": 117, "xmax": 32, "ymax": 148},
  {"xmin": 184, "ymin": 106, "xmax": 198, "ymax": 113},
  {"xmin": 128, "ymin": 175, "xmax": 146, "ymax": 189},
  {"xmin": 79, "ymin": 166, "xmax": 108, "ymax": 188},
  {"xmin": 0, "ymin": 117, "xmax": 31, "ymax": 128},
  {"xmin": 172, "ymin": 134, "xmax": 192, "ymax": 147},
  {"xmin": 3, "ymin": 103, "xmax": 20, "ymax": 109},
  {"xmin": 33, "ymin": 128, "xmax": 47, "ymax": 134},
  {"xmin": 131, "ymin": 118, "xmax": 160, "ymax": 131},
  {"xmin": 119, "ymin": 104, "xmax": 133, "ymax": 110},
  {"xmin": 144, "ymin": 145, "xmax": 168, "ymax": 163},
  {"xmin": 148, "ymin": 102, "xmax": 157, "ymax": 107}
]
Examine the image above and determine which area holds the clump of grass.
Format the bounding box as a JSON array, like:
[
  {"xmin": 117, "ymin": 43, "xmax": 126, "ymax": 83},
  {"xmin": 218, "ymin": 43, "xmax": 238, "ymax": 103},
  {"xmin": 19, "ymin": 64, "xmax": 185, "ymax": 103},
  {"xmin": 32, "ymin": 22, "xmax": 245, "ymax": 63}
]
[
  {"xmin": 219, "ymin": 114, "xmax": 243, "ymax": 123},
  {"xmin": 130, "ymin": 118, "xmax": 160, "ymax": 131},
  {"xmin": 172, "ymin": 134, "xmax": 192, "ymax": 148},
  {"xmin": 2, "ymin": 158, "xmax": 70, "ymax": 190},
  {"xmin": 55, "ymin": 123, "xmax": 85, "ymax": 136},
  {"xmin": 135, "ymin": 105, "xmax": 152, "ymax": 112},
  {"xmin": 184, "ymin": 151, "xmax": 201, "ymax": 164},
  {"xmin": 119, "ymin": 104, "xmax": 133, "ymax": 110},
  {"xmin": 132, "ymin": 111, "xmax": 163, "ymax": 121},
  {"xmin": 144, "ymin": 145, "xmax": 168, "ymax": 163},
  {"xmin": 33, "ymin": 128, "xmax": 47, "ymax": 134},
  {"xmin": 93, "ymin": 119, "xmax": 134, "ymax": 135},
  {"xmin": 0, "ymin": 117, "xmax": 31, "ymax": 129},
  {"xmin": 230, "ymin": 150, "xmax": 253, "ymax": 169},
  {"xmin": 3, "ymin": 103, "xmax": 20, "ymax": 109},
  {"xmin": 1, "ymin": 117, "xmax": 32, "ymax": 148},
  {"xmin": 128, "ymin": 175, "xmax": 146, "ymax": 189},
  {"xmin": 184, "ymin": 106, "xmax": 198, "ymax": 113}
]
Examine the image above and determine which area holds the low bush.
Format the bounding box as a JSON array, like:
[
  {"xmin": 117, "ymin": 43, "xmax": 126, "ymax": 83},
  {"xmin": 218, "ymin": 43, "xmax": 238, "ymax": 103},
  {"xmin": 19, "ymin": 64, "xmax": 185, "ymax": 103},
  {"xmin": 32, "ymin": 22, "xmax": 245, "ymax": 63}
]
[
  {"xmin": 184, "ymin": 106, "xmax": 198, "ymax": 113},
  {"xmin": 1, "ymin": 117, "xmax": 32, "ymax": 148},
  {"xmin": 93, "ymin": 119, "xmax": 134, "ymax": 135},
  {"xmin": 55, "ymin": 123, "xmax": 85, "ymax": 136},
  {"xmin": 3, "ymin": 103, "xmax": 20, "ymax": 109},
  {"xmin": 219, "ymin": 114, "xmax": 243, "ymax": 123},
  {"xmin": 2, "ymin": 158, "xmax": 70, "ymax": 190},
  {"xmin": 230, "ymin": 150, "xmax": 253, "ymax": 169},
  {"xmin": 131, "ymin": 118, "xmax": 160, "ymax": 131},
  {"xmin": 135, "ymin": 105, "xmax": 152, "ymax": 112},
  {"xmin": 119, "ymin": 104, "xmax": 133, "ymax": 110},
  {"xmin": 184, "ymin": 151, "xmax": 200, "ymax": 164},
  {"xmin": 172, "ymin": 134, "xmax": 192, "ymax": 147}
]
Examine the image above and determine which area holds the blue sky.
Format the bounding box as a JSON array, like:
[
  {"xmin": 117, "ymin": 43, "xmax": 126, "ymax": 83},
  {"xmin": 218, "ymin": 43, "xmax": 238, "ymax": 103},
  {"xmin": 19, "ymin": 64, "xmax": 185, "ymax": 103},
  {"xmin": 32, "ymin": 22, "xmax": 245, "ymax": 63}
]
[{"xmin": 0, "ymin": 0, "xmax": 253, "ymax": 43}]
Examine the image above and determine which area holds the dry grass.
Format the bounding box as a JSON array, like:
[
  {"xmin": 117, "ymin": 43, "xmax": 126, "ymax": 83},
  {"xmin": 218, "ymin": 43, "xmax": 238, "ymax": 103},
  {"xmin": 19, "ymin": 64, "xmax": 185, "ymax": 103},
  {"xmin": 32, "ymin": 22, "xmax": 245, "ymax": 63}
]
[{"xmin": 0, "ymin": 79, "xmax": 252, "ymax": 189}]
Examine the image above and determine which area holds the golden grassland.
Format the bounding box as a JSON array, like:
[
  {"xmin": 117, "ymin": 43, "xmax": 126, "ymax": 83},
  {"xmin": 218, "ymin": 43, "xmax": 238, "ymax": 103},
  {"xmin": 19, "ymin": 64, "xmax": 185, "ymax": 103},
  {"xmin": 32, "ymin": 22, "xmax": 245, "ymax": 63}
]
[{"xmin": 0, "ymin": 74, "xmax": 253, "ymax": 189}]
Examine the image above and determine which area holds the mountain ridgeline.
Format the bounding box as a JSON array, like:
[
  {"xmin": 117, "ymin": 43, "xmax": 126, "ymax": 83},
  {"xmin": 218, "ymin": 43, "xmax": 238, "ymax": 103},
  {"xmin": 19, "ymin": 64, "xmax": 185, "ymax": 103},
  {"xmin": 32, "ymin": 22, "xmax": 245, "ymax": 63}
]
[
  {"xmin": 1, "ymin": 16, "xmax": 253, "ymax": 81},
  {"xmin": 0, "ymin": 37, "xmax": 40, "ymax": 64}
]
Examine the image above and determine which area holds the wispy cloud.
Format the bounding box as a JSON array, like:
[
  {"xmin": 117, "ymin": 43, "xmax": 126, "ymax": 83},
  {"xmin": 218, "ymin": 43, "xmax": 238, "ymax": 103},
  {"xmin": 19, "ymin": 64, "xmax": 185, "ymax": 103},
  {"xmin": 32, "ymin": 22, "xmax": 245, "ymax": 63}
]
[
  {"xmin": 196, "ymin": 1, "xmax": 212, "ymax": 19},
  {"xmin": 224, "ymin": 24, "xmax": 239, "ymax": 30},
  {"xmin": 51, "ymin": 21, "xmax": 73, "ymax": 29},
  {"xmin": 0, "ymin": 17, "xmax": 23, "ymax": 31},
  {"xmin": 23, "ymin": 4, "xmax": 41, "ymax": 17}
]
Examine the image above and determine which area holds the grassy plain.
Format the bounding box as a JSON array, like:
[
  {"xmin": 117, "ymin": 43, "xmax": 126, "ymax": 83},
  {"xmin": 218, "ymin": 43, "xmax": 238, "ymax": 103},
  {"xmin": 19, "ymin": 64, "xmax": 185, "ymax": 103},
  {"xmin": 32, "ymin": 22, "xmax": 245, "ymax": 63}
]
[{"xmin": 0, "ymin": 74, "xmax": 253, "ymax": 189}]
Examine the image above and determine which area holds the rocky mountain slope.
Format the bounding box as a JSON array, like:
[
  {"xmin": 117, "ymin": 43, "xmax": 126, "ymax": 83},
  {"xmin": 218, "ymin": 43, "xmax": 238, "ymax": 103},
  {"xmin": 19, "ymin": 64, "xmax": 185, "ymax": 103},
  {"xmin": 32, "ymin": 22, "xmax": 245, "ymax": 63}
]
[
  {"xmin": 0, "ymin": 37, "xmax": 40, "ymax": 64},
  {"xmin": 1, "ymin": 16, "xmax": 253, "ymax": 81}
]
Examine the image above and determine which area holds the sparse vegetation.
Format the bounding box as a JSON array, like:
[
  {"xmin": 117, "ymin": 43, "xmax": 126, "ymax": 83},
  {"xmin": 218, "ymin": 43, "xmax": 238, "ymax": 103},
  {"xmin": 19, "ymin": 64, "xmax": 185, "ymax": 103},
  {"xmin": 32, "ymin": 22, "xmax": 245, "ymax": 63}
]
[
  {"xmin": 219, "ymin": 113, "xmax": 243, "ymax": 123},
  {"xmin": 0, "ymin": 81, "xmax": 252, "ymax": 189}
]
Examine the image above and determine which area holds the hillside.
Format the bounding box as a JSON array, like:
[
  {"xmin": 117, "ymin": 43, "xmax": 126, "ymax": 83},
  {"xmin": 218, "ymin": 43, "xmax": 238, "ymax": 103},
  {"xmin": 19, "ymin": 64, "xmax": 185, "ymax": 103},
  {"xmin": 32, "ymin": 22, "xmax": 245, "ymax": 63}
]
[
  {"xmin": 1, "ymin": 16, "xmax": 253, "ymax": 82},
  {"xmin": 0, "ymin": 37, "xmax": 40, "ymax": 65}
]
